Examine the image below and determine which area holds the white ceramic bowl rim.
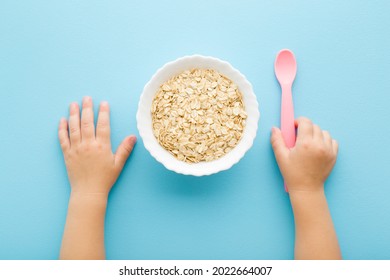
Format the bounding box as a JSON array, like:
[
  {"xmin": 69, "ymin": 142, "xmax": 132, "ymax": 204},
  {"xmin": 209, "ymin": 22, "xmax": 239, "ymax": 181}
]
[{"xmin": 137, "ymin": 54, "xmax": 260, "ymax": 176}]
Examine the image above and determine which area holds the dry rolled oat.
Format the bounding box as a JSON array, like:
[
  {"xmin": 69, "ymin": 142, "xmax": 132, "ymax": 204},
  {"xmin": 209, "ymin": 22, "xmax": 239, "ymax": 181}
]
[{"xmin": 151, "ymin": 68, "xmax": 247, "ymax": 163}]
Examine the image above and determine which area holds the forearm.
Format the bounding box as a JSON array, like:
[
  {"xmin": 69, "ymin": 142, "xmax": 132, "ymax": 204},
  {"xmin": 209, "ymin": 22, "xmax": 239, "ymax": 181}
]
[
  {"xmin": 60, "ymin": 192, "xmax": 108, "ymax": 260},
  {"xmin": 289, "ymin": 188, "xmax": 341, "ymax": 260}
]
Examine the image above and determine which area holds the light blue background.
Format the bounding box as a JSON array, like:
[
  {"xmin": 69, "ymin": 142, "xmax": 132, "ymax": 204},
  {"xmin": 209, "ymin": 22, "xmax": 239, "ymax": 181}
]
[{"xmin": 0, "ymin": 0, "xmax": 389, "ymax": 260}]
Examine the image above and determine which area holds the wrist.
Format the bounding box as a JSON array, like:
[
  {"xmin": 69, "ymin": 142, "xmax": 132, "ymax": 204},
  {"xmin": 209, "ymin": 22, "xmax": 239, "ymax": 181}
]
[
  {"xmin": 287, "ymin": 181, "xmax": 324, "ymax": 194},
  {"xmin": 288, "ymin": 186, "xmax": 325, "ymax": 203},
  {"xmin": 288, "ymin": 188, "xmax": 328, "ymax": 220},
  {"xmin": 69, "ymin": 191, "xmax": 109, "ymax": 206},
  {"xmin": 69, "ymin": 182, "xmax": 111, "ymax": 197},
  {"xmin": 66, "ymin": 191, "xmax": 108, "ymax": 223}
]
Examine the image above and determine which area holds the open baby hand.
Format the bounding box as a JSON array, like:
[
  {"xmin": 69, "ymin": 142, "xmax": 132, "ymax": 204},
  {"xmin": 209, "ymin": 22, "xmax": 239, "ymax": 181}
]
[{"xmin": 58, "ymin": 97, "xmax": 136, "ymax": 195}]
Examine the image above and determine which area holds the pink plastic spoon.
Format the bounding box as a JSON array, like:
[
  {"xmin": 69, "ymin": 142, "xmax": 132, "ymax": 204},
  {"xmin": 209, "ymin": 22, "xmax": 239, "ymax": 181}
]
[{"xmin": 274, "ymin": 49, "xmax": 297, "ymax": 192}]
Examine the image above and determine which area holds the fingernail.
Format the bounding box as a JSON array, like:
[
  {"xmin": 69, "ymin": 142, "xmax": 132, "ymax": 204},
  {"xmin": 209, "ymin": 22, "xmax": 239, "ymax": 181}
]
[
  {"xmin": 101, "ymin": 101, "xmax": 109, "ymax": 109},
  {"xmin": 70, "ymin": 102, "xmax": 78, "ymax": 114},
  {"xmin": 83, "ymin": 96, "xmax": 91, "ymax": 104},
  {"xmin": 59, "ymin": 118, "xmax": 65, "ymax": 127},
  {"xmin": 129, "ymin": 136, "xmax": 137, "ymax": 146}
]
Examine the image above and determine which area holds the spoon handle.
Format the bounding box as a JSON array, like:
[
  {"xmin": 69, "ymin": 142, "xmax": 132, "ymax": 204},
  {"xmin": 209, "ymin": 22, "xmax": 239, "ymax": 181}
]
[
  {"xmin": 281, "ymin": 85, "xmax": 296, "ymax": 192},
  {"xmin": 281, "ymin": 85, "xmax": 296, "ymax": 148}
]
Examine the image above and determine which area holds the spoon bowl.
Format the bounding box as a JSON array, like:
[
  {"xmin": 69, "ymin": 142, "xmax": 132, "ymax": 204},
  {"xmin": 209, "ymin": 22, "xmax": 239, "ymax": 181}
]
[{"xmin": 275, "ymin": 49, "xmax": 297, "ymax": 85}]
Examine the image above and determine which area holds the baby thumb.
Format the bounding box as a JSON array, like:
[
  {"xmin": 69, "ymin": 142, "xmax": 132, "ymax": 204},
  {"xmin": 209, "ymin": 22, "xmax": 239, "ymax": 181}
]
[
  {"xmin": 271, "ymin": 127, "xmax": 289, "ymax": 163},
  {"xmin": 115, "ymin": 135, "xmax": 137, "ymax": 170}
]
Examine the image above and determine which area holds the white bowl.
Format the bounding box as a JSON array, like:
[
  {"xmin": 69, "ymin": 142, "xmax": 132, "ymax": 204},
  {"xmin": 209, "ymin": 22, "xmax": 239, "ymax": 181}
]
[{"xmin": 137, "ymin": 55, "xmax": 260, "ymax": 176}]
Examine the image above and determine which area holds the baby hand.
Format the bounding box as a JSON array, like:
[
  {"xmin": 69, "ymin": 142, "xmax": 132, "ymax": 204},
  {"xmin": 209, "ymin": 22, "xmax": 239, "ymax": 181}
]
[
  {"xmin": 58, "ymin": 97, "xmax": 136, "ymax": 195},
  {"xmin": 271, "ymin": 117, "xmax": 338, "ymax": 193}
]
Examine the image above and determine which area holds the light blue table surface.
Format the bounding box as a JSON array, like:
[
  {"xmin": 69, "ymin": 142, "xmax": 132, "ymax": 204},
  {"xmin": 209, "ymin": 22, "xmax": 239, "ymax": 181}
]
[{"xmin": 1, "ymin": 0, "xmax": 389, "ymax": 260}]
